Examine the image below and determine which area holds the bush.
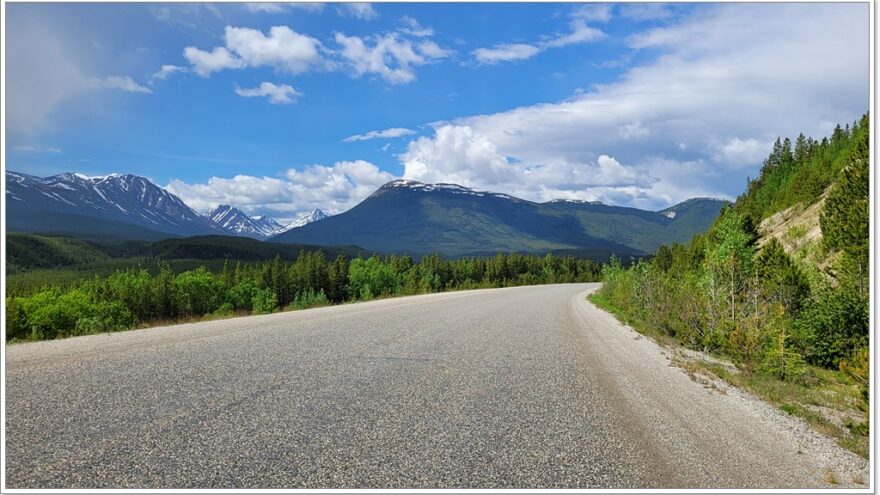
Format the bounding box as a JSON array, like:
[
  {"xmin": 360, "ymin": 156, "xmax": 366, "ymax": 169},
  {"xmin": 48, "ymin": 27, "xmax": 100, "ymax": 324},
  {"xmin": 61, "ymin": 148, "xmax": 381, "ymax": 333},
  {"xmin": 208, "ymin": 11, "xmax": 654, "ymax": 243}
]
[
  {"xmin": 252, "ymin": 287, "xmax": 278, "ymax": 314},
  {"xmin": 795, "ymin": 286, "xmax": 868, "ymax": 368},
  {"xmin": 286, "ymin": 289, "xmax": 330, "ymax": 311},
  {"xmin": 73, "ymin": 301, "xmax": 136, "ymax": 335},
  {"xmin": 172, "ymin": 268, "xmax": 224, "ymax": 317}
]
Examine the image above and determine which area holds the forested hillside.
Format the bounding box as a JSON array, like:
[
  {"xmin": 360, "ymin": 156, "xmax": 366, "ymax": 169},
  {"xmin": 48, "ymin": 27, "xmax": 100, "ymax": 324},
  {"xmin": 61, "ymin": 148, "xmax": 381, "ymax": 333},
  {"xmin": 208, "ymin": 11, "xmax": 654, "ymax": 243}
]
[{"xmin": 595, "ymin": 114, "xmax": 870, "ymax": 456}]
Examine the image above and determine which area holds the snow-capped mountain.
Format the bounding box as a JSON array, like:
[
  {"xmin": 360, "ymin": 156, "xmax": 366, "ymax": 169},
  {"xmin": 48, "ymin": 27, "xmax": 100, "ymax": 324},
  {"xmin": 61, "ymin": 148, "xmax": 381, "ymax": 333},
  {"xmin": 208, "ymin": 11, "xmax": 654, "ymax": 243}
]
[
  {"xmin": 284, "ymin": 208, "xmax": 329, "ymax": 230},
  {"xmin": 205, "ymin": 205, "xmax": 287, "ymax": 240},
  {"xmin": 6, "ymin": 171, "xmax": 225, "ymax": 237},
  {"xmin": 252, "ymin": 215, "xmax": 287, "ymax": 236}
]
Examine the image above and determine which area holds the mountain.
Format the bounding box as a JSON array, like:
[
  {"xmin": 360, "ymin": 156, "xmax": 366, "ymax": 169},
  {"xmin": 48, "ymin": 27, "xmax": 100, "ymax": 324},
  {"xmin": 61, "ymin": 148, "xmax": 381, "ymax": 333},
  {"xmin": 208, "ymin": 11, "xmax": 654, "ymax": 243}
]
[
  {"xmin": 252, "ymin": 215, "xmax": 287, "ymax": 236},
  {"xmin": 285, "ymin": 209, "xmax": 328, "ymax": 229},
  {"xmin": 205, "ymin": 205, "xmax": 287, "ymax": 240},
  {"xmin": 271, "ymin": 179, "xmax": 727, "ymax": 258},
  {"xmin": 657, "ymin": 198, "xmax": 730, "ymax": 240},
  {"xmin": 6, "ymin": 171, "xmax": 225, "ymax": 238}
]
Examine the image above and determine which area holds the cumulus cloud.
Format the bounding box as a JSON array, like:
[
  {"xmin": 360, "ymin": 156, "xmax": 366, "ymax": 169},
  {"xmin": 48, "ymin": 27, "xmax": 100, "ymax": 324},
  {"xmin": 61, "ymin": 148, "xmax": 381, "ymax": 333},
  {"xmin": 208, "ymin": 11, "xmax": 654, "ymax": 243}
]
[
  {"xmin": 181, "ymin": 22, "xmax": 449, "ymax": 84},
  {"xmin": 166, "ymin": 160, "xmax": 395, "ymax": 220},
  {"xmin": 407, "ymin": 4, "xmax": 867, "ymax": 209},
  {"xmin": 472, "ymin": 7, "xmax": 606, "ymax": 65},
  {"xmin": 184, "ymin": 25, "xmax": 325, "ymax": 77},
  {"xmin": 234, "ymin": 81, "xmax": 302, "ymax": 104},
  {"xmin": 334, "ymin": 31, "xmax": 450, "ymax": 84},
  {"xmin": 401, "ymin": 125, "xmax": 518, "ymax": 186},
  {"xmin": 89, "ymin": 76, "xmax": 153, "ymax": 93},
  {"xmin": 184, "ymin": 46, "xmax": 245, "ymax": 77},
  {"xmin": 400, "ymin": 125, "xmax": 655, "ymax": 205},
  {"xmin": 337, "ymin": 3, "xmax": 377, "ymax": 20},
  {"xmin": 343, "ymin": 127, "xmax": 417, "ymax": 142}
]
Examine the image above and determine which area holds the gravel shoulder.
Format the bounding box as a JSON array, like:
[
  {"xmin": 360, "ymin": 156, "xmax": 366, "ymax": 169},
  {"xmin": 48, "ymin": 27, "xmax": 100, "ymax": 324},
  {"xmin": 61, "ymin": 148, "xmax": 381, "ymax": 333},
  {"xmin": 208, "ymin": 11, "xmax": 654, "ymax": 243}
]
[
  {"xmin": 573, "ymin": 285, "xmax": 870, "ymax": 488},
  {"xmin": 4, "ymin": 284, "xmax": 871, "ymax": 489}
]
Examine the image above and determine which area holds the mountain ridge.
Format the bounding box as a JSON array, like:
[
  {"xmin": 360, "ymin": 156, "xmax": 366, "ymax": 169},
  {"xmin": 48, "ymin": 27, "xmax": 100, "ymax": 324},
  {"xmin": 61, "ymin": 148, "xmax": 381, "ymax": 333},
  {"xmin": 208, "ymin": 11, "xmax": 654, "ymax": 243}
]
[{"xmin": 7, "ymin": 171, "xmax": 727, "ymax": 259}]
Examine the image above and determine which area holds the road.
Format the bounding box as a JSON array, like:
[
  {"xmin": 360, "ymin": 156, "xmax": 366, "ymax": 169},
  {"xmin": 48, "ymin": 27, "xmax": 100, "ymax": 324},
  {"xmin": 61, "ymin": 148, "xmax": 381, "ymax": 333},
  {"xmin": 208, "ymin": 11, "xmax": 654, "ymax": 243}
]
[{"xmin": 5, "ymin": 284, "xmax": 868, "ymax": 488}]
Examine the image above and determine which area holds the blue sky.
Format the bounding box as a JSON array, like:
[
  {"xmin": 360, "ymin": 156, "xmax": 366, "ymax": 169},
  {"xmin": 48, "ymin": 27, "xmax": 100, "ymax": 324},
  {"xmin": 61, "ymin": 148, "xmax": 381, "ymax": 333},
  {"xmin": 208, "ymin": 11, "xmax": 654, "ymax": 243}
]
[{"xmin": 5, "ymin": 2, "xmax": 869, "ymax": 222}]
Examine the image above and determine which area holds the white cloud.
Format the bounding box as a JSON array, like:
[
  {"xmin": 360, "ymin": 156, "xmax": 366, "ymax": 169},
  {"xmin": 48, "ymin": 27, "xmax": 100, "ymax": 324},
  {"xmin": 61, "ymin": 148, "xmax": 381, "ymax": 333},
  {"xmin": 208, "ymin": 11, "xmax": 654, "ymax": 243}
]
[
  {"xmin": 184, "ymin": 25, "xmax": 325, "ymax": 77},
  {"xmin": 473, "ymin": 43, "xmax": 542, "ymax": 65},
  {"xmin": 570, "ymin": 4, "xmax": 613, "ymax": 23},
  {"xmin": 152, "ymin": 4, "xmax": 222, "ymax": 29},
  {"xmin": 166, "ymin": 160, "xmax": 394, "ymax": 218},
  {"xmin": 184, "ymin": 46, "xmax": 244, "ymax": 77},
  {"xmin": 343, "ymin": 127, "xmax": 417, "ymax": 142},
  {"xmin": 337, "ymin": 3, "xmax": 377, "ymax": 20},
  {"xmin": 151, "ymin": 64, "xmax": 187, "ymax": 82},
  {"xmin": 89, "ymin": 76, "xmax": 153, "ymax": 93},
  {"xmin": 226, "ymin": 25, "xmax": 324, "ymax": 73},
  {"xmin": 178, "ymin": 18, "xmax": 448, "ymax": 84},
  {"xmin": 399, "ymin": 16, "xmax": 433, "ymax": 37},
  {"xmin": 712, "ymin": 137, "xmax": 770, "ymax": 168},
  {"xmin": 405, "ymin": 4, "xmax": 867, "ymax": 209},
  {"xmin": 401, "ymin": 125, "xmax": 518, "ymax": 186},
  {"xmin": 334, "ymin": 32, "xmax": 450, "ymax": 84},
  {"xmin": 472, "ymin": 7, "xmax": 606, "ymax": 65},
  {"xmin": 243, "ymin": 3, "xmax": 325, "ymax": 14},
  {"xmin": 400, "ymin": 125, "xmax": 654, "ymax": 204},
  {"xmin": 417, "ymin": 40, "xmax": 453, "ymax": 59},
  {"xmin": 542, "ymin": 19, "xmax": 606, "ymax": 48},
  {"xmin": 234, "ymin": 81, "xmax": 302, "ymax": 104},
  {"xmin": 619, "ymin": 3, "xmax": 673, "ymax": 22},
  {"xmin": 12, "ymin": 146, "xmax": 62, "ymax": 153}
]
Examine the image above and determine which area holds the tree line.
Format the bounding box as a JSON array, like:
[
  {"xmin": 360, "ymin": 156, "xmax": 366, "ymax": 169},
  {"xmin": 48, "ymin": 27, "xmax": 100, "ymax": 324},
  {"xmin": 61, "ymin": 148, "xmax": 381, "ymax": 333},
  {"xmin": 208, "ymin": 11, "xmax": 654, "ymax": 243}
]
[
  {"xmin": 6, "ymin": 252, "xmax": 601, "ymax": 341},
  {"xmin": 596, "ymin": 114, "xmax": 869, "ymax": 413}
]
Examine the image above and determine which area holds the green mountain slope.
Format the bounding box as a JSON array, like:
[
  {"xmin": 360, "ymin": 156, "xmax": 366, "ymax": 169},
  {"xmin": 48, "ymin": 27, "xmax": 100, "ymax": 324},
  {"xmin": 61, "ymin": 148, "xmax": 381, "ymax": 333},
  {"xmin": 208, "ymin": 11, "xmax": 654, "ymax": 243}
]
[
  {"xmin": 7, "ymin": 233, "xmax": 111, "ymax": 273},
  {"xmin": 273, "ymin": 181, "xmax": 726, "ymax": 258},
  {"xmin": 6, "ymin": 210, "xmax": 178, "ymax": 241}
]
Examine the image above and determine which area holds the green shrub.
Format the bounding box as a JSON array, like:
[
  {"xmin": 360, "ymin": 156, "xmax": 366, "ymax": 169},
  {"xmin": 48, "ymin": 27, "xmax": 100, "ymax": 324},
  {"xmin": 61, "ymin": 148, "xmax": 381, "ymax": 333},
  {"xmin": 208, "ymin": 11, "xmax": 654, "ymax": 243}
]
[
  {"xmin": 172, "ymin": 268, "xmax": 224, "ymax": 317},
  {"xmin": 286, "ymin": 289, "xmax": 330, "ymax": 311},
  {"xmin": 795, "ymin": 286, "xmax": 868, "ymax": 368},
  {"xmin": 251, "ymin": 287, "xmax": 278, "ymax": 314}
]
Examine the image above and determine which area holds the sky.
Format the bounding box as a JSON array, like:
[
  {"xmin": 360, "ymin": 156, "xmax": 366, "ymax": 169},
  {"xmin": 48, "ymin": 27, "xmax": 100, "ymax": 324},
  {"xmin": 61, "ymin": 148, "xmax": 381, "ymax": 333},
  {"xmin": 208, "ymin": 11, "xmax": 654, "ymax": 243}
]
[{"xmin": 4, "ymin": 2, "xmax": 870, "ymax": 223}]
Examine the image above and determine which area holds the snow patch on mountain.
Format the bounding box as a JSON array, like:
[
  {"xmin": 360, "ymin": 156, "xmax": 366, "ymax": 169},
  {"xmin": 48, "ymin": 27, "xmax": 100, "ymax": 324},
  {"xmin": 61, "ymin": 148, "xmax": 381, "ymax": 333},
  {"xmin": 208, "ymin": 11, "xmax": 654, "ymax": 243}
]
[
  {"xmin": 204, "ymin": 205, "xmax": 289, "ymax": 240},
  {"xmin": 381, "ymin": 179, "xmax": 519, "ymax": 200},
  {"xmin": 285, "ymin": 209, "xmax": 329, "ymax": 230}
]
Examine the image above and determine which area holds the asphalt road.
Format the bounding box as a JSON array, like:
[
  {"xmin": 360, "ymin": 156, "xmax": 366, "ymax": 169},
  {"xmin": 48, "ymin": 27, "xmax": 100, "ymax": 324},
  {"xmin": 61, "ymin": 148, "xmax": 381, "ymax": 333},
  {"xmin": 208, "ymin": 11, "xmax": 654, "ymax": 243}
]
[{"xmin": 5, "ymin": 284, "xmax": 867, "ymax": 488}]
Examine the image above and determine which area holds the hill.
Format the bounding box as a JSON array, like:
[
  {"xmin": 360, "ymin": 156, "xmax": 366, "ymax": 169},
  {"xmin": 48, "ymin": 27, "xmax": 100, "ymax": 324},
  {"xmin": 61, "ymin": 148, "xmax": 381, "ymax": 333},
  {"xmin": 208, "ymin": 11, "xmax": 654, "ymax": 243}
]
[
  {"xmin": 6, "ymin": 233, "xmax": 110, "ymax": 273},
  {"xmin": 272, "ymin": 180, "xmax": 727, "ymax": 258}
]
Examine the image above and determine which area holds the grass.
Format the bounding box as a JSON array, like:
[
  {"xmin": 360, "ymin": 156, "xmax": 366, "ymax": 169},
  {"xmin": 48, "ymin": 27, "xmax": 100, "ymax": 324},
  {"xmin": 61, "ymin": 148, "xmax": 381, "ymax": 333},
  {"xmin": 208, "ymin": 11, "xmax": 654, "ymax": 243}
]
[{"xmin": 587, "ymin": 292, "xmax": 869, "ymax": 459}]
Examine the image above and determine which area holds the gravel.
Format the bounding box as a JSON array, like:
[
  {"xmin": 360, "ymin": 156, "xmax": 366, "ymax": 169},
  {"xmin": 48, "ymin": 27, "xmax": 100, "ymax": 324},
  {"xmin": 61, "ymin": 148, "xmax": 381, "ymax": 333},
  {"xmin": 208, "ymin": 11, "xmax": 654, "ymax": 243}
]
[{"xmin": 5, "ymin": 284, "xmax": 869, "ymax": 489}]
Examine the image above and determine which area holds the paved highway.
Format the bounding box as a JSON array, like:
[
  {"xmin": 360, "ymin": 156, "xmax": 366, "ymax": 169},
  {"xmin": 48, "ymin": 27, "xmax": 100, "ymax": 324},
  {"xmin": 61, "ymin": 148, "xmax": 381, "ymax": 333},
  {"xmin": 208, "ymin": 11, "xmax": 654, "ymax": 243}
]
[{"xmin": 5, "ymin": 284, "xmax": 867, "ymax": 488}]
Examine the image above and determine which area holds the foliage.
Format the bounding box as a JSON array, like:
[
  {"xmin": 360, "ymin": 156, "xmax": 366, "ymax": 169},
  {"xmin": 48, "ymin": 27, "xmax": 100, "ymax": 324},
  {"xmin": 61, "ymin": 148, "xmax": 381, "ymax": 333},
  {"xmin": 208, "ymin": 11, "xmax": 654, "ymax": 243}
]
[
  {"xmin": 596, "ymin": 113, "xmax": 869, "ymax": 378},
  {"xmin": 794, "ymin": 284, "xmax": 869, "ymax": 368},
  {"xmin": 6, "ymin": 250, "xmax": 601, "ymax": 342}
]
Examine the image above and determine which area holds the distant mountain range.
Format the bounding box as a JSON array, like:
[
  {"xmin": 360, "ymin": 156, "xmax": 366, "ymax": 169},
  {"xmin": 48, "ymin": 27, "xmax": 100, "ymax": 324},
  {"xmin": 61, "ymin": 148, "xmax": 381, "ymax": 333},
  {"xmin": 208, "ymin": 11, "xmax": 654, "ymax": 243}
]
[
  {"xmin": 203, "ymin": 205, "xmax": 326, "ymax": 240},
  {"xmin": 273, "ymin": 179, "xmax": 729, "ymax": 257},
  {"xmin": 6, "ymin": 171, "xmax": 729, "ymax": 259},
  {"xmin": 6, "ymin": 171, "xmax": 328, "ymax": 240}
]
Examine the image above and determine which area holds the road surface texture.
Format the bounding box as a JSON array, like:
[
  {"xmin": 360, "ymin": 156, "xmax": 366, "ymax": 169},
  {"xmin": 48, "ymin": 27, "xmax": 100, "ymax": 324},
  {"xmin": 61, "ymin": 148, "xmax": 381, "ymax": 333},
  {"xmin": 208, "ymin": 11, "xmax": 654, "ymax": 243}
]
[{"xmin": 6, "ymin": 284, "xmax": 869, "ymax": 489}]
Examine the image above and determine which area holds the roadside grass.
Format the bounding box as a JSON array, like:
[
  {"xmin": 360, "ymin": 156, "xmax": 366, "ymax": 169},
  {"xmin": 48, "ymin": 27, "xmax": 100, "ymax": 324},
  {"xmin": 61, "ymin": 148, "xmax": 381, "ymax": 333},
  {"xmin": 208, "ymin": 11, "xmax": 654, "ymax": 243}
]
[{"xmin": 587, "ymin": 292, "xmax": 869, "ymax": 459}]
